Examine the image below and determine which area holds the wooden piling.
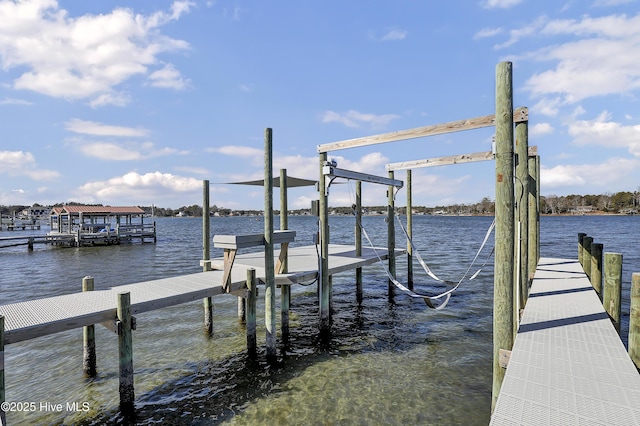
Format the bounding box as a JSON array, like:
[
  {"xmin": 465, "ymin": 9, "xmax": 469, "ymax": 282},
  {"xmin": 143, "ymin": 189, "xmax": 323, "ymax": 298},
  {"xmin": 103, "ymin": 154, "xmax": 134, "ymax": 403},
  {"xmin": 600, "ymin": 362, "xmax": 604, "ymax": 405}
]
[
  {"xmin": 117, "ymin": 292, "xmax": 134, "ymax": 413},
  {"xmin": 82, "ymin": 276, "xmax": 97, "ymax": 377},
  {"xmin": 407, "ymin": 170, "xmax": 414, "ymax": 290},
  {"xmin": 578, "ymin": 233, "xmax": 587, "ymax": 266},
  {"xmin": 202, "ymin": 180, "xmax": 213, "ymax": 334},
  {"xmin": 387, "ymin": 171, "xmax": 396, "ymax": 302},
  {"xmin": 319, "ymin": 152, "xmax": 331, "ymax": 335},
  {"xmin": 583, "ymin": 237, "xmax": 593, "ymax": 280},
  {"xmin": 355, "ymin": 181, "xmax": 363, "ymax": 304},
  {"xmin": 492, "ymin": 61, "xmax": 515, "ymax": 411},
  {"xmin": 629, "ymin": 273, "xmax": 640, "ymax": 370},
  {"xmin": 590, "ymin": 243, "xmax": 604, "ymax": 300},
  {"xmin": 246, "ymin": 268, "xmax": 257, "ymax": 358},
  {"xmin": 1, "ymin": 315, "xmax": 5, "ymax": 414},
  {"xmin": 527, "ymin": 154, "xmax": 539, "ymax": 281},
  {"xmin": 515, "ymin": 119, "xmax": 529, "ymax": 307},
  {"xmin": 603, "ymin": 252, "xmax": 623, "ymax": 334},
  {"xmin": 280, "ymin": 168, "xmax": 290, "ymax": 341},
  {"xmin": 264, "ymin": 128, "xmax": 276, "ymax": 359}
]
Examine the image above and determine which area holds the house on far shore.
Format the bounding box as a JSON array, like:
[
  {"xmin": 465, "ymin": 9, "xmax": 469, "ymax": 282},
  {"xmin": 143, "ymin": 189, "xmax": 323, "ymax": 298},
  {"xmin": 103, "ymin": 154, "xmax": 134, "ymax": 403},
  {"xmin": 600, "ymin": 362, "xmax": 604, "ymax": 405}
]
[{"xmin": 48, "ymin": 205, "xmax": 155, "ymax": 246}]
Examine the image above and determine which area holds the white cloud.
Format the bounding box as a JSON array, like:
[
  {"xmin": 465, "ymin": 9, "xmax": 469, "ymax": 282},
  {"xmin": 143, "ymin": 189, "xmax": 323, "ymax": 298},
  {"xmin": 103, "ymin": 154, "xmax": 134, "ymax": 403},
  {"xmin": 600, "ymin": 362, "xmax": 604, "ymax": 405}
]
[
  {"xmin": 148, "ymin": 63, "xmax": 191, "ymax": 90},
  {"xmin": 322, "ymin": 110, "xmax": 400, "ymax": 129},
  {"xmin": 495, "ymin": 16, "xmax": 548, "ymax": 49},
  {"xmin": 530, "ymin": 122, "xmax": 554, "ymax": 136},
  {"xmin": 208, "ymin": 146, "xmax": 264, "ymax": 157},
  {"xmin": 532, "ymin": 97, "xmax": 561, "ymax": 116},
  {"xmin": 481, "ymin": 0, "xmax": 523, "ymax": 9},
  {"xmin": 592, "ymin": 0, "xmax": 636, "ymax": 7},
  {"xmin": 76, "ymin": 171, "xmax": 202, "ymax": 205},
  {"xmin": 89, "ymin": 92, "xmax": 132, "ymax": 108},
  {"xmin": 0, "ymin": 150, "xmax": 59, "ymax": 180},
  {"xmin": 474, "ymin": 27, "xmax": 503, "ymax": 39},
  {"xmin": 541, "ymin": 157, "xmax": 640, "ymax": 189},
  {"xmin": 0, "ymin": 1, "xmax": 193, "ymax": 104},
  {"xmin": 69, "ymin": 139, "xmax": 187, "ymax": 161},
  {"xmin": 506, "ymin": 14, "xmax": 640, "ymax": 103},
  {"xmin": 381, "ymin": 27, "xmax": 408, "ymax": 41},
  {"xmin": 65, "ymin": 119, "xmax": 149, "ymax": 137},
  {"xmin": 567, "ymin": 110, "xmax": 640, "ymax": 156},
  {"xmin": 0, "ymin": 97, "xmax": 32, "ymax": 106}
]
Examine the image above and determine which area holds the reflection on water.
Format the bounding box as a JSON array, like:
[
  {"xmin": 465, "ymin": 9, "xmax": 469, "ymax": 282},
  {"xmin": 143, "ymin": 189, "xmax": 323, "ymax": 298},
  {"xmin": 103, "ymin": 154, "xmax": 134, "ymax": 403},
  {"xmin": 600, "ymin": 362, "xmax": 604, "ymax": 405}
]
[{"xmin": 1, "ymin": 215, "xmax": 637, "ymax": 425}]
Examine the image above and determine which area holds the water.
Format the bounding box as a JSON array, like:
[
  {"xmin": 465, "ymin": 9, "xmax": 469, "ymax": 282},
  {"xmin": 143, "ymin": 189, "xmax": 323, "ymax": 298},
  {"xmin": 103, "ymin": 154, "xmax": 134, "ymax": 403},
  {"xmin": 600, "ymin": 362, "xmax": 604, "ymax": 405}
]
[{"xmin": 1, "ymin": 215, "xmax": 638, "ymax": 425}]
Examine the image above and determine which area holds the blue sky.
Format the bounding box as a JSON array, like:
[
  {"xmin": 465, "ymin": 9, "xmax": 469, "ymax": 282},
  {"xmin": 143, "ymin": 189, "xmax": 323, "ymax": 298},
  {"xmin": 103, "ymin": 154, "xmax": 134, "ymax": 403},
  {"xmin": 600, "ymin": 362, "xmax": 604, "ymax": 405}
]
[{"xmin": 1, "ymin": 0, "xmax": 639, "ymax": 210}]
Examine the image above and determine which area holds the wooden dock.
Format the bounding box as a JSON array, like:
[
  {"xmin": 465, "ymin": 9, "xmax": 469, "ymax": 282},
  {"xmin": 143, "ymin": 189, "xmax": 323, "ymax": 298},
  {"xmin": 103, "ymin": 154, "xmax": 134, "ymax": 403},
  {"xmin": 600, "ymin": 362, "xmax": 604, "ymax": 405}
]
[{"xmin": 490, "ymin": 257, "xmax": 640, "ymax": 425}]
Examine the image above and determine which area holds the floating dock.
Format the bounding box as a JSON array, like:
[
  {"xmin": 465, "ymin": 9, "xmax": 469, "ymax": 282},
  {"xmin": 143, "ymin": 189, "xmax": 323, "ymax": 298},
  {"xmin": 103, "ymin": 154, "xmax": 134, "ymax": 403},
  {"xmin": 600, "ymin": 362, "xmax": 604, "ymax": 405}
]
[{"xmin": 491, "ymin": 257, "xmax": 640, "ymax": 425}]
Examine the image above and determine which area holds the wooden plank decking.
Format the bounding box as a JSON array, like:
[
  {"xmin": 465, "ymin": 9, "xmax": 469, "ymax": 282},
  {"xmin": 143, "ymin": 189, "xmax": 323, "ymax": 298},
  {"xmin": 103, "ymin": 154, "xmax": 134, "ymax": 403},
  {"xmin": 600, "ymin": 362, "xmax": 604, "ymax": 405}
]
[
  {"xmin": 0, "ymin": 244, "xmax": 400, "ymax": 345},
  {"xmin": 491, "ymin": 257, "xmax": 640, "ymax": 425}
]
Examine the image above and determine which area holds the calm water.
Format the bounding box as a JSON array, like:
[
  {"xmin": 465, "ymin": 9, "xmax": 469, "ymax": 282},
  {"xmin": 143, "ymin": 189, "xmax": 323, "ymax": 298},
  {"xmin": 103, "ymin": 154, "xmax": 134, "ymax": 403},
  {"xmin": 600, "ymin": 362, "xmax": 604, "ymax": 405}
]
[{"xmin": 1, "ymin": 215, "xmax": 638, "ymax": 425}]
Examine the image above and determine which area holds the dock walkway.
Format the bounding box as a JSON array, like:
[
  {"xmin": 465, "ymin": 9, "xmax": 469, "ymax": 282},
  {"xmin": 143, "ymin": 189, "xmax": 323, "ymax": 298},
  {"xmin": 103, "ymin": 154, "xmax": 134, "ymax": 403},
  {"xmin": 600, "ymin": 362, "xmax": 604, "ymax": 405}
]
[
  {"xmin": 0, "ymin": 243, "xmax": 397, "ymax": 344},
  {"xmin": 491, "ymin": 257, "xmax": 640, "ymax": 425}
]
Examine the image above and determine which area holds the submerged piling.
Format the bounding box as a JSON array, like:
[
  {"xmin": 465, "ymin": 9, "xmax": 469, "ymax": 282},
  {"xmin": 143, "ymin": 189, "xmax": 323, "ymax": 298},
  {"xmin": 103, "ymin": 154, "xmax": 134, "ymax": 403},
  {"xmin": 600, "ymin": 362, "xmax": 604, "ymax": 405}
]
[
  {"xmin": 117, "ymin": 292, "xmax": 134, "ymax": 413},
  {"xmin": 355, "ymin": 181, "xmax": 363, "ymax": 304}
]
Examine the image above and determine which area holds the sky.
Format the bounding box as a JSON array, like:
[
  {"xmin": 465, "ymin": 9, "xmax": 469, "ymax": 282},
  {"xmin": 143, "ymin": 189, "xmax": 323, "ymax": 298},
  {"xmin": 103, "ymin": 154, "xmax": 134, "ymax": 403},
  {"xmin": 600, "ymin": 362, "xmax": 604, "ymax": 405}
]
[{"xmin": 1, "ymin": 0, "xmax": 640, "ymax": 210}]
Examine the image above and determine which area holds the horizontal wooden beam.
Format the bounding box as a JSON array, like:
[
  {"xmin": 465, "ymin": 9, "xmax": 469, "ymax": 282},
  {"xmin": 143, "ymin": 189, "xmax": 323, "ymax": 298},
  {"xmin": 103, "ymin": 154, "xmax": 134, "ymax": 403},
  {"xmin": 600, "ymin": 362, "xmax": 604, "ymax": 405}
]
[
  {"xmin": 317, "ymin": 107, "xmax": 528, "ymax": 153},
  {"xmin": 386, "ymin": 150, "xmax": 495, "ymax": 171}
]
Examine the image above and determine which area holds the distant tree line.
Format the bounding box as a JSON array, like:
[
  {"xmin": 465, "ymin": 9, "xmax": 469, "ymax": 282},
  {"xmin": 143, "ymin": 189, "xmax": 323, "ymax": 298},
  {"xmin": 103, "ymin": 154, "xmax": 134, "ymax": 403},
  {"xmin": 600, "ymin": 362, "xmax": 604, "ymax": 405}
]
[{"xmin": 2, "ymin": 190, "xmax": 639, "ymax": 218}]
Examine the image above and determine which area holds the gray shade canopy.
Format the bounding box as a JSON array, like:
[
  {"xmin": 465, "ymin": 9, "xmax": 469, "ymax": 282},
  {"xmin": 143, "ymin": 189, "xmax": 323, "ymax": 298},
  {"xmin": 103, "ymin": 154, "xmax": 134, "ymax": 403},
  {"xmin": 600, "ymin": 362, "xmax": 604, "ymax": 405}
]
[{"xmin": 227, "ymin": 176, "xmax": 317, "ymax": 188}]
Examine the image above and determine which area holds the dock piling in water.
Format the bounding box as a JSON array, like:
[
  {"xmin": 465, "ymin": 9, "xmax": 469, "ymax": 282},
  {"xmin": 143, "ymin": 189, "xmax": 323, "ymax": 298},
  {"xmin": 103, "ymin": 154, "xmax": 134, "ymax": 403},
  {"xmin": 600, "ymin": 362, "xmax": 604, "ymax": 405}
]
[
  {"xmin": 82, "ymin": 276, "xmax": 97, "ymax": 377},
  {"xmin": 582, "ymin": 236, "xmax": 593, "ymax": 280},
  {"xmin": 117, "ymin": 292, "xmax": 134, "ymax": 413},
  {"xmin": 264, "ymin": 128, "xmax": 276, "ymax": 360},
  {"xmin": 590, "ymin": 243, "xmax": 604, "ymax": 300},
  {"xmin": 603, "ymin": 252, "xmax": 623, "ymax": 334},
  {"xmin": 630, "ymin": 273, "xmax": 640, "ymax": 370},
  {"xmin": 246, "ymin": 268, "xmax": 257, "ymax": 358}
]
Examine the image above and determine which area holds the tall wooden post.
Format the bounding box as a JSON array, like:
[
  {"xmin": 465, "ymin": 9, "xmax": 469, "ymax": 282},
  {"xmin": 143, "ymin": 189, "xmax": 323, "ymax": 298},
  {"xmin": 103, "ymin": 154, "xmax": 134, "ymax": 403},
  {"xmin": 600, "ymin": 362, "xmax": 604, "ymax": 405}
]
[
  {"xmin": 264, "ymin": 128, "xmax": 276, "ymax": 359},
  {"xmin": 583, "ymin": 237, "xmax": 593, "ymax": 280},
  {"xmin": 1, "ymin": 315, "xmax": 5, "ymax": 424},
  {"xmin": 246, "ymin": 268, "xmax": 257, "ymax": 358},
  {"xmin": 578, "ymin": 233, "xmax": 587, "ymax": 267},
  {"xmin": 493, "ymin": 61, "xmax": 515, "ymax": 411},
  {"xmin": 590, "ymin": 243, "xmax": 604, "ymax": 300},
  {"xmin": 527, "ymin": 154, "xmax": 539, "ymax": 281},
  {"xmin": 515, "ymin": 120, "xmax": 529, "ymax": 307},
  {"xmin": 603, "ymin": 252, "xmax": 623, "ymax": 334},
  {"xmin": 319, "ymin": 152, "xmax": 331, "ymax": 336},
  {"xmin": 280, "ymin": 168, "xmax": 290, "ymax": 342},
  {"xmin": 82, "ymin": 276, "xmax": 97, "ymax": 377},
  {"xmin": 355, "ymin": 181, "xmax": 363, "ymax": 304},
  {"xmin": 535, "ymin": 156, "xmax": 540, "ymax": 264},
  {"xmin": 117, "ymin": 292, "xmax": 134, "ymax": 414},
  {"xmin": 407, "ymin": 170, "xmax": 414, "ymax": 290},
  {"xmin": 629, "ymin": 273, "xmax": 640, "ymax": 369},
  {"xmin": 387, "ymin": 171, "xmax": 396, "ymax": 302},
  {"xmin": 202, "ymin": 180, "xmax": 213, "ymax": 334}
]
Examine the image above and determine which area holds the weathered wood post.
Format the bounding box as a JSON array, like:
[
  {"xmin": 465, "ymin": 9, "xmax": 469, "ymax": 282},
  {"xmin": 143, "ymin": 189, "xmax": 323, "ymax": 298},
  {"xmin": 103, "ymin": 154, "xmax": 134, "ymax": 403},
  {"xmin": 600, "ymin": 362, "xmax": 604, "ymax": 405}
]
[
  {"xmin": 280, "ymin": 168, "xmax": 290, "ymax": 341},
  {"xmin": 583, "ymin": 236, "xmax": 593, "ymax": 280},
  {"xmin": 246, "ymin": 268, "xmax": 257, "ymax": 358},
  {"xmin": 202, "ymin": 180, "xmax": 214, "ymax": 334},
  {"xmin": 319, "ymin": 152, "xmax": 331, "ymax": 336},
  {"xmin": 603, "ymin": 252, "xmax": 623, "ymax": 334},
  {"xmin": 355, "ymin": 181, "xmax": 363, "ymax": 304},
  {"xmin": 82, "ymin": 276, "xmax": 97, "ymax": 377},
  {"xmin": 527, "ymin": 152, "xmax": 539, "ymax": 281},
  {"xmin": 578, "ymin": 233, "xmax": 587, "ymax": 266},
  {"xmin": 493, "ymin": 61, "xmax": 515, "ymax": 411},
  {"xmin": 515, "ymin": 117, "xmax": 529, "ymax": 308},
  {"xmin": 407, "ymin": 170, "xmax": 414, "ymax": 290},
  {"xmin": 590, "ymin": 243, "xmax": 604, "ymax": 300},
  {"xmin": 629, "ymin": 273, "xmax": 640, "ymax": 370},
  {"xmin": 117, "ymin": 292, "xmax": 134, "ymax": 413},
  {"xmin": 387, "ymin": 170, "xmax": 396, "ymax": 302},
  {"xmin": 264, "ymin": 128, "xmax": 277, "ymax": 359},
  {"xmin": 1, "ymin": 315, "xmax": 5, "ymax": 423}
]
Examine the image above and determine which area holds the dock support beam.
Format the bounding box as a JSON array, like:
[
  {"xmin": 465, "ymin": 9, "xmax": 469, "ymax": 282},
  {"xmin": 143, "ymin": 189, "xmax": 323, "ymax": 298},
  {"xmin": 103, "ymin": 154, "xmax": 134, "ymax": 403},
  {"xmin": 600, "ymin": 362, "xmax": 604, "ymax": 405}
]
[
  {"xmin": 202, "ymin": 180, "xmax": 214, "ymax": 334},
  {"xmin": 117, "ymin": 292, "xmax": 134, "ymax": 414},
  {"xmin": 492, "ymin": 61, "xmax": 515, "ymax": 412},
  {"xmin": 82, "ymin": 276, "xmax": 97, "ymax": 377},
  {"xmin": 319, "ymin": 152, "xmax": 331, "ymax": 336},
  {"xmin": 527, "ymin": 155, "xmax": 539, "ymax": 281},
  {"xmin": 280, "ymin": 168, "xmax": 290, "ymax": 342},
  {"xmin": 355, "ymin": 181, "xmax": 363, "ymax": 304},
  {"xmin": 246, "ymin": 268, "xmax": 257, "ymax": 358},
  {"xmin": 515, "ymin": 119, "xmax": 529, "ymax": 308},
  {"xmin": 630, "ymin": 273, "xmax": 640, "ymax": 369},
  {"xmin": 590, "ymin": 243, "xmax": 604, "ymax": 300},
  {"xmin": 387, "ymin": 171, "xmax": 396, "ymax": 302},
  {"xmin": 604, "ymin": 252, "xmax": 623, "ymax": 334},
  {"xmin": 264, "ymin": 128, "xmax": 277, "ymax": 360},
  {"xmin": 407, "ymin": 170, "xmax": 413, "ymax": 289}
]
